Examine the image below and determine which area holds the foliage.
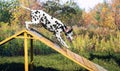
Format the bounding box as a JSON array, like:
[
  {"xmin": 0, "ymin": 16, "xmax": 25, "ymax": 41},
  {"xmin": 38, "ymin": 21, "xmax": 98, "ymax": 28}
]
[
  {"xmin": 111, "ymin": 0, "xmax": 120, "ymax": 30},
  {"xmin": 0, "ymin": 0, "xmax": 18, "ymax": 24},
  {"xmin": 71, "ymin": 26, "xmax": 120, "ymax": 52},
  {"xmin": 0, "ymin": 0, "xmax": 120, "ymax": 70}
]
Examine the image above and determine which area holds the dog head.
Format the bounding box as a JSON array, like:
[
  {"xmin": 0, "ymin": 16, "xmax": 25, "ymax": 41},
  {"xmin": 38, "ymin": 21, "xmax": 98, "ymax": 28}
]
[{"xmin": 65, "ymin": 27, "xmax": 73, "ymax": 42}]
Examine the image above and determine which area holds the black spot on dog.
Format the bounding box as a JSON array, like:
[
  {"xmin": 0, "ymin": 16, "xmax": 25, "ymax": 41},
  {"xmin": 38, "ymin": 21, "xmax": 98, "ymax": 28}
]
[
  {"xmin": 45, "ymin": 19, "xmax": 48, "ymax": 24},
  {"xmin": 50, "ymin": 26, "xmax": 53, "ymax": 29},
  {"xmin": 53, "ymin": 24, "xmax": 56, "ymax": 27},
  {"xmin": 61, "ymin": 26, "xmax": 67, "ymax": 32},
  {"xmin": 41, "ymin": 17, "xmax": 44, "ymax": 21},
  {"xmin": 38, "ymin": 11, "xmax": 40, "ymax": 14},
  {"xmin": 32, "ymin": 16, "xmax": 36, "ymax": 21},
  {"xmin": 39, "ymin": 15, "xmax": 41, "ymax": 18},
  {"xmin": 48, "ymin": 21, "xmax": 50, "ymax": 24},
  {"xmin": 44, "ymin": 16, "xmax": 47, "ymax": 19},
  {"xmin": 43, "ymin": 25, "xmax": 47, "ymax": 28},
  {"xmin": 34, "ymin": 18, "xmax": 36, "ymax": 21},
  {"xmin": 34, "ymin": 15, "xmax": 37, "ymax": 18},
  {"xmin": 44, "ymin": 18, "xmax": 50, "ymax": 24},
  {"xmin": 51, "ymin": 16, "xmax": 53, "ymax": 19},
  {"xmin": 55, "ymin": 21, "xmax": 61, "ymax": 25},
  {"xmin": 35, "ymin": 11, "xmax": 38, "ymax": 14},
  {"xmin": 43, "ymin": 14, "xmax": 45, "ymax": 16},
  {"xmin": 55, "ymin": 21, "xmax": 58, "ymax": 24}
]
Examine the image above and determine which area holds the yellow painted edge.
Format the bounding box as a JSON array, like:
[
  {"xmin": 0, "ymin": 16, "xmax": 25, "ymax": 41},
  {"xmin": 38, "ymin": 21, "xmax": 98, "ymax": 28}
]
[
  {"xmin": 24, "ymin": 32, "xmax": 29, "ymax": 71},
  {"xmin": 0, "ymin": 30, "xmax": 26, "ymax": 45},
  {"xmin": 15, "ymin": 36, "xmax": 35, "ymax": 39}
]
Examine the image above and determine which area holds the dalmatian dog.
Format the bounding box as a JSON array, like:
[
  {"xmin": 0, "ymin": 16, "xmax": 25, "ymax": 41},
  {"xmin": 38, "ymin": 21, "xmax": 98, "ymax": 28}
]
[{"xmin": 21, "ymin": 5, "xmax": 73, "ymax": 48}]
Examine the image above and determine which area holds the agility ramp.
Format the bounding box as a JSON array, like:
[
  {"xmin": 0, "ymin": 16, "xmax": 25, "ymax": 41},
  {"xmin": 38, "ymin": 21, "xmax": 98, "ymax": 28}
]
[{"xmin": 0, "ymin": 29, "xmax": 107, "ymax": 71}]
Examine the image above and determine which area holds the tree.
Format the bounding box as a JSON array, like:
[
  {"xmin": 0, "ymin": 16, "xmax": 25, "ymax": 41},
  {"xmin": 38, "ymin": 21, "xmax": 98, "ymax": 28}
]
[
  {"xmin": 42, "ymin": 0, "xmax": 80, "ymax": 26},
  {"xmin": 0, "ymin": 0, "xmax": 17, "ymax": 24},
  {"xmin": 93, "ymin": 1, "xmax": 115, "ymax": 29},
  {"xmin": 12, "ymin": 0, "xmax": 42, "ymax": 25},
  {"xmin": 111, "ymin": 0, "xmax": 120, "ymax": 30}
]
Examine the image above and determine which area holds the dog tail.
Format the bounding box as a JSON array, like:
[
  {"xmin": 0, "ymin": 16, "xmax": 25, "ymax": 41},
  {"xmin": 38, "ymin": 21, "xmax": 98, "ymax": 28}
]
[{"xmin": 20, "ymin": 5, "xmax": 32, "ymax": 11}]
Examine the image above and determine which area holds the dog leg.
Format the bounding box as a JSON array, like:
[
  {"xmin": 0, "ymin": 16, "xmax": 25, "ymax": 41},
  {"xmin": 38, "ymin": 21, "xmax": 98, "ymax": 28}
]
[
  {"xmin": 25, "ymin": 21, "xmax": 32, "ymax": 30},
  {"xmin": 25, "ymin": 21, "xmax": 39, "ymax": 30},
  {"xmin": 55, "ymin": 33, "xmax": 69, "ymax": 48}
]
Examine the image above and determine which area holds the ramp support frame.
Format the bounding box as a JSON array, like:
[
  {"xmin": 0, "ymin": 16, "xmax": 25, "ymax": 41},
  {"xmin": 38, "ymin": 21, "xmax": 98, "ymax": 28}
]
[{"xmin": 0, "ymin": 29, "xmax": 107, "ymax": 71}]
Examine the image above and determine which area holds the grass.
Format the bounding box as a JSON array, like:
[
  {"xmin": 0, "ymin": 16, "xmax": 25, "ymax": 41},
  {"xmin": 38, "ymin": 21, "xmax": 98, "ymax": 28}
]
[
  {"xmin": 0, "ymin": 54, "xmax": 86, "ymax": 71},
  {"xmin": 88, "ymin": 52, "xmax": 120, "ymax": 71},
  {"xmin": 0, "ymin": 53, "xmax": 120, "ymax": 71}
]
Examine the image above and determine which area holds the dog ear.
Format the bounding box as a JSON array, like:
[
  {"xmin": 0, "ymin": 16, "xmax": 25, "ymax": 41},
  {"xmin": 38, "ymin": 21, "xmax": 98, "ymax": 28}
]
[
  {"xmin": 65, "ymin": 26, "xmax": 73, "ymax": 33},
  {"xmin": 66, "ymin": 28, "xmax": 73, "ymax": 34},
  {"xmin": 69, "ymin": 28, "xmax": 73, "ymax": 33}
]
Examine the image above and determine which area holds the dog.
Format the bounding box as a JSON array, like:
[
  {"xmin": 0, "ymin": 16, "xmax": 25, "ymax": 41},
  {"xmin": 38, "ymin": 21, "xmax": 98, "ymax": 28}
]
[{"xmin": 21, "ymin": 5, "xmax": 73, "ymax": 48}]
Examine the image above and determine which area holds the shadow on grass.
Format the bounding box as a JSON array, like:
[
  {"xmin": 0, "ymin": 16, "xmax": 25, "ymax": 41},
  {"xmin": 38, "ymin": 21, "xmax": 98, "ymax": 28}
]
[
  {"xmin": 89, "ymin": 52, "xmax": 120, "ymax": 66},
  {"xmin": 0, "ymin": 62, "xmax": 58, "ymax": 71},
  {"xmin": 0, "ymin": 62, "xmax": 88, "ymax": 71}
]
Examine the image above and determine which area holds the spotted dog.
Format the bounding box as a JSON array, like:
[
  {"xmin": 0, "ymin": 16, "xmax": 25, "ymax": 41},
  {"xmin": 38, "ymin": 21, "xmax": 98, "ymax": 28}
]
[{"xmin": 21, "ymin": 5, "xmax": 73, "ymax": 48}]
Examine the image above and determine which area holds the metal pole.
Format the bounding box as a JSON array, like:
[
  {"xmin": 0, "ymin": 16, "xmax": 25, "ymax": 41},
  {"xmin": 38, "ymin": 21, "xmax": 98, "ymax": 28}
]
[
  {"xmin": 30, "ymin": 39, "xmax": 33, "ymax": 71},
  {"xmin": 24, "ymin": 32, "xmax": 28, "ymax": 71}
]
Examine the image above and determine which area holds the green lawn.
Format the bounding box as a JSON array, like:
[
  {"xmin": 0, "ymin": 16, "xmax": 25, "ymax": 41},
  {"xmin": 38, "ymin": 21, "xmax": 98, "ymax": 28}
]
[
  {"xmin": 0, "ymin": 53, "xmax": 120, "ymax": 71},
  {"xmin": 0, "ymin": 54, "xmax": 86, "ymax": 71}
]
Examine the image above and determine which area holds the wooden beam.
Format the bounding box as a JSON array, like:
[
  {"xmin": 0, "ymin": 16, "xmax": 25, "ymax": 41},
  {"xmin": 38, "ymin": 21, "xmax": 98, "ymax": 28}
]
[
  {"xmin": 15, "ymin": 36, "xmax": 35, "ymax": 39},
  {"xmin": 30, "ymin": 39, "xmax": 33, "ymax": 71},
  {"xmin": 24, "ymin": 32, "xmax": 28, "ymax": 71},
  {"xmin": 0, "ymin": 30, "xmax": 25, "ymax": 45}
]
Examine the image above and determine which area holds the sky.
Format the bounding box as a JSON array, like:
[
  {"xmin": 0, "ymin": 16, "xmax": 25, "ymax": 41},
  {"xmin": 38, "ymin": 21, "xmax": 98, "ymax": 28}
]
[
  {"xmin": 60, "ymin": 0, "xmax": 104, "ymax": 12},
  {"xmin": 40, "ymin": 0, "xmax": 108, "ymax": 12}
]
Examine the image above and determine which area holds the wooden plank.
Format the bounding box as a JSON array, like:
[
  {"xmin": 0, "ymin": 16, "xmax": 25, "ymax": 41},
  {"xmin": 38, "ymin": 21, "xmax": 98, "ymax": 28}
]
[
  {"xmin": 60, "ymin": 48, "xmax": 67, "ymax": 54},
  {"xmin": 87, "ymin": 60, "xmax": 98, "ymax": 71},
  {"xmin": 74, "ymin": 54, "xmax": 84, "ymax": 65},
  {"xmin": 81, "ymin": 57, "xmax": 99, "ymax": 71},
  {"xmin": 68, "ymin": 50, "xmax": 99, "ymax": 71},
  {"xmin": 82, "ymin": 57, "xmax": 92, "ymax": 68},
  {"xmin": 94, "ymin": 63, "xmax": 107, "ymax": 71},
  {"xmin": 67, "ymin": 50, "xmax": 76, "ymax": 59}
]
